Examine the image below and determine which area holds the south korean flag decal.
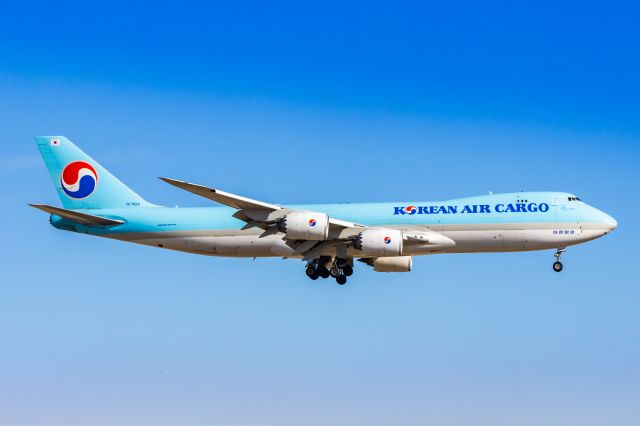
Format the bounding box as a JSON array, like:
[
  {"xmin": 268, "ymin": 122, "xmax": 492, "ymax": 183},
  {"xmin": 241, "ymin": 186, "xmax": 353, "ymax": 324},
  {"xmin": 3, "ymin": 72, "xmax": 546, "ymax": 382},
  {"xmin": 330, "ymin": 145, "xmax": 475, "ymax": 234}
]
[{"xmin": 50, "ymin": 138, "xmax": 61, "ymax": 147}]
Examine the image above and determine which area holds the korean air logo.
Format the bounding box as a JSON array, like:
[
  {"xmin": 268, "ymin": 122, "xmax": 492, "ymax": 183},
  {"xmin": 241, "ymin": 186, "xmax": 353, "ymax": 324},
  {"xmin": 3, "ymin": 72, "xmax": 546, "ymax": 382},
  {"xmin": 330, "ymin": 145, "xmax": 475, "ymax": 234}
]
[
  {"xmin": 403, "ymin": 205, "xmax": 417, "ymax": 215},
  {"xmin": 308, "ymin": 219, "xmax": 317, "ymax": 227},
  {"xmin": 60, "ymin": 161, "xmax": 98, "ymax": 199},
  {"xmin": 384, "ymin": 236, "xmax": 392, "ymax": 244}
]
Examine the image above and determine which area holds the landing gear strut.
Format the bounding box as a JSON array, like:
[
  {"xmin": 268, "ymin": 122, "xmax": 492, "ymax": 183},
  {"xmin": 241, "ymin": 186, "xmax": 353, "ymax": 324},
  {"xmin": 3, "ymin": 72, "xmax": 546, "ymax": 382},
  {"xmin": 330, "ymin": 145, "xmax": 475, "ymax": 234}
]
[{"xmin": 553, "ymin": 248, "xmax": 566, "ymax": 272}]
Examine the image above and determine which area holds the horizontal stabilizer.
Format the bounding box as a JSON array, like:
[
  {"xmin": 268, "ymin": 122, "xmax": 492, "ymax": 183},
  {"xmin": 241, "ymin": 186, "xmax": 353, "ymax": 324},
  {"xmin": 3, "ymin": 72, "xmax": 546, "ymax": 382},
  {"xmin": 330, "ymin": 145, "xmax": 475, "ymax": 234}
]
[{"xmin": 29, "ymin": 204, "xmax": 124, "ymax": 227}]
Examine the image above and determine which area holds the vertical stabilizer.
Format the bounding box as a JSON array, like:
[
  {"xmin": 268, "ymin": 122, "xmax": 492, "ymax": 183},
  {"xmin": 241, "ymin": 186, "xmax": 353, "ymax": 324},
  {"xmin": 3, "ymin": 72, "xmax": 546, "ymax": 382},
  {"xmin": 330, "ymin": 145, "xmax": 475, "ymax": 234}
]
[{"xmin": 34, "ymin": 136, "xmax": 153, "ymax": 210}]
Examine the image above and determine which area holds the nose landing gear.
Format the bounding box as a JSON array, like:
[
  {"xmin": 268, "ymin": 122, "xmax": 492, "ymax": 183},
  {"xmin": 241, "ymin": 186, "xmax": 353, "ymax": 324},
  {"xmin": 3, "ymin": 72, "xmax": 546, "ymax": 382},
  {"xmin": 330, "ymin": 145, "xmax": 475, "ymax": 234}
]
[{"xmin": 553, "ymin": 248, "xmax": 566, "ymax": 272}]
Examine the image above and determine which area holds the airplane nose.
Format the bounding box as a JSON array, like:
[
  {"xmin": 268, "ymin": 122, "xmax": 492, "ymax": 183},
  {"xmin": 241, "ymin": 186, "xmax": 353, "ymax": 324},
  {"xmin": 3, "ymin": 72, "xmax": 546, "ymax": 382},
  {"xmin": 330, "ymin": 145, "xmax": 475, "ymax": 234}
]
[{"xmin": 600, "ymin": 212, "xmax": 617, "ymax": 232}]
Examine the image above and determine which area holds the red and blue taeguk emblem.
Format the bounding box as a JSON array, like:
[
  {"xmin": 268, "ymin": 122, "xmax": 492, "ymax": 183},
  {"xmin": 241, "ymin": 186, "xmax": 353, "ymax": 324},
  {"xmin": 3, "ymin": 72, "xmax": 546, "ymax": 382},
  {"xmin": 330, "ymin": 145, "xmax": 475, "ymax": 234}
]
[
  {"xmin": 308, "ymin": 218, "xmax": 317, "ymax": 227},
  {"xmin": 60, "ymin": 161, "xmax": 98, "ymax": 199},
  {"xmin": 384, "ymin": 236, "xmax": 391, "ymax": 244},
  {"xmin": 405, "ymin": 205, "xmax": 417, "ymax": 215}
]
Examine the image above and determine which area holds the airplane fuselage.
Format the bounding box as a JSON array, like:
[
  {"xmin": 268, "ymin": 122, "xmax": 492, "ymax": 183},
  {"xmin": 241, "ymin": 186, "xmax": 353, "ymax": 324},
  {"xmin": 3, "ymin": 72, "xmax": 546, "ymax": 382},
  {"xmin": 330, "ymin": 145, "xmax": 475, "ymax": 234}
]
[
  {"xmin": 49, "ymin": 191, "xmax": 617, "ymax": 259},
  {"xmin": 33, "ymin": 136, "xmax": 619, "ymax": 281}
]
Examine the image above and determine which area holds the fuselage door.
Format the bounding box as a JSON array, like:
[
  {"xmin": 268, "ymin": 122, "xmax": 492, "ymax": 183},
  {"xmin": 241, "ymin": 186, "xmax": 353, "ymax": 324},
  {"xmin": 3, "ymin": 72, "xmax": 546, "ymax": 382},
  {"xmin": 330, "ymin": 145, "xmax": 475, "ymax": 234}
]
[{"xmin": 551, "ymin": 195, "xmax": 564, "ymax": 220}]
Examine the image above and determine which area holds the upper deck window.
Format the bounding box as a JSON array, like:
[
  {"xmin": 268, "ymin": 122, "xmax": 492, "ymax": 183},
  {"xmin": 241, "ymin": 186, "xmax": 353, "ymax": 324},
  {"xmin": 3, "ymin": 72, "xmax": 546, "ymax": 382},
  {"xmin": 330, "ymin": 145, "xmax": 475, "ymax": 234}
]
[{"xmin": 568, "ymin": 197, "xmax": 582, "ymax": 202}]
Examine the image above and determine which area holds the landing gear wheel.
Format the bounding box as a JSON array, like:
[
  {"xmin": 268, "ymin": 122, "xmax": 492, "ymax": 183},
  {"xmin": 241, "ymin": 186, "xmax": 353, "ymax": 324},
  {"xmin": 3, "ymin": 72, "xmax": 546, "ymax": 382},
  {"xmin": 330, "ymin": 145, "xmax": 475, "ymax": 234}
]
[
  {"xmin": 343, "ymin": 265, "xmax": 353, "ymax": 277},
  {"xmin": 318, "ymin": 266, "xmax": 330, "ymax": 279},
  {"xmin": 306, "ymin": 266, "xmax": 319, "ymax": 280},
  {"xmin": 553, "ymin": 248, "xmax": 566, "ymax": 273},
  {"xmin": 330, "ymin": 267, "xmax": 340, "ymax": 278},
  {"xmin": 336, "ymin": 275, "xmax": 347, "ymax": 285},
  {"xmin": 336, "ymin": 258, "xmax": 348, "ymax": 269}
]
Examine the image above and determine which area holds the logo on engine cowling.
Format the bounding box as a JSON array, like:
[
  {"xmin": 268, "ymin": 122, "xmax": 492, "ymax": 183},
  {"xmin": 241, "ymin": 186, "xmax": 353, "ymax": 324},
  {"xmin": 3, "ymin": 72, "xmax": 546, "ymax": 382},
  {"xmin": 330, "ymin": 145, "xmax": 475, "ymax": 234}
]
[
  {"xmin": 384, "ymin": 236, "xmax": 391, "ymax": 244},
  {"xmin": 308, "ymin": 219, "xmax": 317, "ymax": 227}
]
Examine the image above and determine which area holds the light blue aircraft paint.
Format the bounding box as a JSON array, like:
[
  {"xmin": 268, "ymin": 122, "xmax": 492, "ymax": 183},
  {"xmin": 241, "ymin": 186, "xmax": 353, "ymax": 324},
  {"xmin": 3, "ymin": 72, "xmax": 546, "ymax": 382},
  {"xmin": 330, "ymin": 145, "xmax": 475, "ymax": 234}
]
[
  {"xmin": 34, "ymin": 136, "xmax": 153, "ymax": 210},
  {"xmin": 32, "ymin": 136, "xmax": 617, "ymax": 284}
]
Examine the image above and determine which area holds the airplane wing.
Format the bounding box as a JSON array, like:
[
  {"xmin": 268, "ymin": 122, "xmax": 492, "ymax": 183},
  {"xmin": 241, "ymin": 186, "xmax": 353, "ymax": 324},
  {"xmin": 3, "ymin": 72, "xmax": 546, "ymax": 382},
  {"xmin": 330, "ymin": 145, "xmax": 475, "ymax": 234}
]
[
  {"xmin": 159, "ymin": 178, "xmax": 453, "ymax": 260},
  {"xmin": 160, "ymin": 177, "xmax": 363, "ymax": 230},
  {"xmin": 159, "ymin": 177, "xmax": 282, "ymax": 211},
  {"xmin": 29, "ymin": 204, "xmax": 124, "ymax": 227}
]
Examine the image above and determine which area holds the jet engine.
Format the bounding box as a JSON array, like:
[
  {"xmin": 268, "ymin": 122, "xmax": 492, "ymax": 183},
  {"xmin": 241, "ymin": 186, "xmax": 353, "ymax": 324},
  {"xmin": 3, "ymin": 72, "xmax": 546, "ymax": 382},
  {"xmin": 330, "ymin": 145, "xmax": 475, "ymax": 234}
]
[
  {"xmin": 353, "ymin": 229, "xmax": 403, "ymax": 256},
  {"xmin": 279, "ymin": 211, "xmax": 329, "ymax": 240},
  {"xmin": 372, "ymin": 256, "xmax": 413, "ymax": 272}
]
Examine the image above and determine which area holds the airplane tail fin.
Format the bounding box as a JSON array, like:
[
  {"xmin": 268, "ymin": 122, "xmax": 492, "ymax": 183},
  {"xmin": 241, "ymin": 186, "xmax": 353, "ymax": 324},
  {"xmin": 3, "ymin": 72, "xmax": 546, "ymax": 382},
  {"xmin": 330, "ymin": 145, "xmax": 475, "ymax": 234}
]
[{"xmin": 34, "ymin": 136, "xmax": 154, "ymax": 210}]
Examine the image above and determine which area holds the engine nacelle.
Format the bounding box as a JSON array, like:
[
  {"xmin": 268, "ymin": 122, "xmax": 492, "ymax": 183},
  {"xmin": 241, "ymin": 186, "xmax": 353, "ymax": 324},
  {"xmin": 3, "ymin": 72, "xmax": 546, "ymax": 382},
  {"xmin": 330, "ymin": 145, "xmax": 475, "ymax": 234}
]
[
  {"xmin": 372, "ymin": 256, "xmax": 413, "ymax": 272},
  {"xmin": 279, "ymin": 211, "xmax": 329, "ymax": 240},
  {"xmin": 353, "ymin": 229, "xmax": 403, "ymax": 256}
]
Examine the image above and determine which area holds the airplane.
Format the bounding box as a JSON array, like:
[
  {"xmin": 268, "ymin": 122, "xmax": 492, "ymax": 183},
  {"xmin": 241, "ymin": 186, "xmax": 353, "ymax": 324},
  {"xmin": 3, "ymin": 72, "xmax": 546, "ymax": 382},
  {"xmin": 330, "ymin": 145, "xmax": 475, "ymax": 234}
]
[{"xmin": 31, "ymin": 136, "xmax": 617, "ymax": 285}]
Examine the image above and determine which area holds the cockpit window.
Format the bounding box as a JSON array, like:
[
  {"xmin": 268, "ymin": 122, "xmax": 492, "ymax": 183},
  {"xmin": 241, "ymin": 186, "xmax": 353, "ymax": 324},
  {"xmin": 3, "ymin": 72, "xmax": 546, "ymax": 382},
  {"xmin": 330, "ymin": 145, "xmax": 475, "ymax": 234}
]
[{"xmin": 568, "ymin": 197, "xmax": 582, "ymax": 202}]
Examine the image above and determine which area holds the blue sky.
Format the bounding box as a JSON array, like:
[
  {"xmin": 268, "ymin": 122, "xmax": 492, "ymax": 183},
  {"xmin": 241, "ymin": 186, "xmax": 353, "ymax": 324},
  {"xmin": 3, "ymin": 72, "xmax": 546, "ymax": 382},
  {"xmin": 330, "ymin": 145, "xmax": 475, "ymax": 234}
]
[{"xmin": 1, "ymin": 1, "xmax": 639, "ymax": 425}]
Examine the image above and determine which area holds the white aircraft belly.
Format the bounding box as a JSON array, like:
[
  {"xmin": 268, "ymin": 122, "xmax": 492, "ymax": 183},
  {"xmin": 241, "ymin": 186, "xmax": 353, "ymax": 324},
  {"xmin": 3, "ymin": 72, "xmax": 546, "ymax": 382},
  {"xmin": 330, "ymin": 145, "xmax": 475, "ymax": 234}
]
[{"xmin": 114, "ymin": 221, "xmax": 609, "ymax": 258}]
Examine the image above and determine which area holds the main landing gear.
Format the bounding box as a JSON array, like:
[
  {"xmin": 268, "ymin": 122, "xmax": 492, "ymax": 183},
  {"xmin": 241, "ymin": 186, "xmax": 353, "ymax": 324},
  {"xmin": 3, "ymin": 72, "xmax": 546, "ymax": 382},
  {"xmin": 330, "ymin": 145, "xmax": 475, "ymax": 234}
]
[
  {"xmin": 553, "ymin": 248, "xmax": 566, "ymax": 272},
  {"xmin": 306, "ymin": 257, "xmax": 353, "ymax": 285}
]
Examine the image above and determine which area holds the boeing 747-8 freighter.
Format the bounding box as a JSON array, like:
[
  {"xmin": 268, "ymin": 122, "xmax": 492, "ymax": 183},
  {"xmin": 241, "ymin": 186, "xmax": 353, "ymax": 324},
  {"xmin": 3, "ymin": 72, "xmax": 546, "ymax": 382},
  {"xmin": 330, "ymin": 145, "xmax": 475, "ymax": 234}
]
[{"xmin": 31, "ymin": 136, "xmax": 617, "ymax": 284}]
